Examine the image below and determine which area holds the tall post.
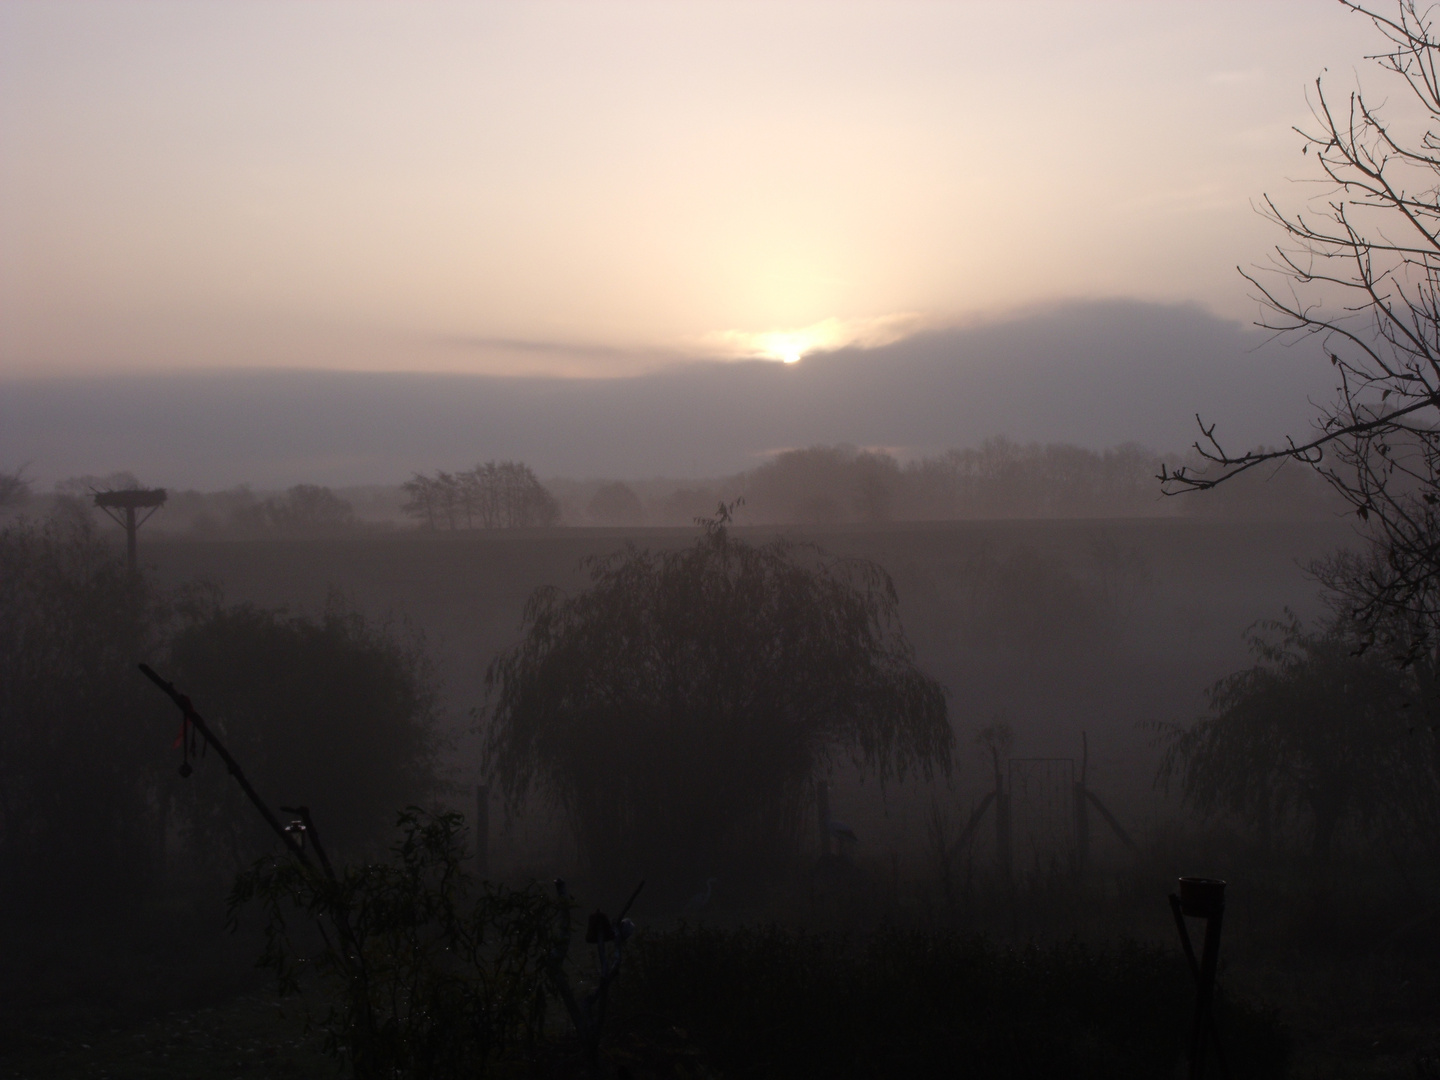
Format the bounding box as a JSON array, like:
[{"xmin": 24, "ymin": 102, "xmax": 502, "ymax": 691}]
[
  {"xmin": 1192, "ymin": 894, "xmax": 1225, "ymax": 1078},
  {"xmin": 93, "ymin": 489, "xmax": 166, "ymax": 573},
  {"xmin": 125, "ymin": 505, "xmax": 138, "ymax": 572},
  {"xmin": 816, "ymin": 781, "xmax": 831, "ymax": 857},
  {"xmin": 475, "ymin": 784, "xmax": 490, "ymax": 879},
  {"xmin": 1170, "ymin": 877, "xmax": 1228, "ymax": 1080}
]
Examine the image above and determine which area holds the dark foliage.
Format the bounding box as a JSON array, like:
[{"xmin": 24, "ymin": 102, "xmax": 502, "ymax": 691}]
[
  {"xmin": 913, "ymin": 437, "xmax": 1161, "ymax": 519},
  {"xmin": 619, "ymin": 924, "xmax": 1289, "ymax": 1079},
  {"xmin": 0, "ymin": 516, "xmax": 167, "ymax": 916},
  {"xmin": 0, "ymin": 465, "xmax": 30, "ymax": 508},
  {"xmin": 743, "ymin": 445, "xmax": 903, "ymax": 524},
  {"xmin": 739, "ymin": 439, "xmax": 1169, "ymax": 525},
  {"xmin": 166, "ymin": 594, "xmax": 443, "ymax": 864},
  {"xmin": 402, "ymin": 461, "xmax": 558, "ymax": 530},
  {"xmin": 482, "ymin": 513, "xmax": 952, "ymax": 884},
  {"xmin": 1156, "ymin": 614, "xmax": 1415, "ymax": 860},
  {"xmin": 231, "ymin": 808, "xmax": 564, "ymax": 1079},
  {"xmin": 228, "ymin": 483, "xmax": 359, "ymax": 537}
]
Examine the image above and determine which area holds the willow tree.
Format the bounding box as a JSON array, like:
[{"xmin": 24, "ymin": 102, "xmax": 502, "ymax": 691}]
[
  {"xmin": 482, "ymin": 510, "xmax": 952, "ymax": 884},
  {"xmin": 1156, "ymin": 615, "xmax": 1412, "ymax": 861}
]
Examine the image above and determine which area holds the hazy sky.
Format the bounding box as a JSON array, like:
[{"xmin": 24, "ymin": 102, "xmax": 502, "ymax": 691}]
[{"xmin": 0, "ymin": 1, "xmax": 1370, "ymax": 378}]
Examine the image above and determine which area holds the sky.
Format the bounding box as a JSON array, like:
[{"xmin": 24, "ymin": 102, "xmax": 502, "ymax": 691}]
[{"xmin": 0, "ymin": 0, "xmax": 1375, "ymax": 380}]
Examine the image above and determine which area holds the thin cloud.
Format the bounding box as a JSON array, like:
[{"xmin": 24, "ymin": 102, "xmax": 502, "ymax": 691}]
[
  {"xmin": 703, "ymin": 313, "xmax": 926, "ymax": 364},
  {"xmin": 428, "ymin": 334, "xmax": 700, "ymax": 377},
  {"xmin": 431, "ymin": 314, "xmax": 930, "ymax": 374}
]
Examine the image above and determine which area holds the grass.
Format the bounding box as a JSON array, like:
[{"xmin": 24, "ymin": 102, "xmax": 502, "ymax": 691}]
[
  {"xmin": 605, "ymin": 924, "xmax": 1289, "ymax": 1079},
  {"xmin": 1, "ymin": 921, "xmax": 1290, "ymax": 1080},
  {"xmin": 0, "ymin": 993, "xmax": 332, "ymax": 1080},
  {"xmin": 10, "ymin": 884, "xmax": 1440, "ymax": 1078}
]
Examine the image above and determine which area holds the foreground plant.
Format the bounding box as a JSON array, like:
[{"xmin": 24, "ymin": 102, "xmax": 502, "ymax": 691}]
[{"xmin": 231, "ymin": 808, "xmax": 565, "ymax": 1079}]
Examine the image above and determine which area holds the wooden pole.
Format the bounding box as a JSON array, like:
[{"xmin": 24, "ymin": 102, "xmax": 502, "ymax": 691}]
[
  {"xmin": 138, "ymin": 663, "xmax": 311, "ymax": 867},
  {"xmin": 475, "ymin": 783, "xmax": 490, "ymax": 879},
  {"xmin": 124, "ymin": 505, "xmax": 138, "ymax": 572},
  {"xmin": 1191, "ymin": 901, "xmax": 1225, "ymax": 1079},
  {"xmin": 1171, "ymin": 880, "xmax": 1228, "ymax": 1080}
]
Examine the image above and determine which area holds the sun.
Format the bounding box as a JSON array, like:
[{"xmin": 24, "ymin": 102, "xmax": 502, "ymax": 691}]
[
  {"xmin": 706, "ymin": 313, "xmax": 919, "ymax": 365},
  {"xmin": 758, "ymin": 330, "xmax": 812, "ymax": 364}
]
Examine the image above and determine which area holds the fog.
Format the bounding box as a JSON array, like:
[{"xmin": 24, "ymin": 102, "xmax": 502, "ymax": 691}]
[
  {"xmin": 0, "ymin": 300, "xmax": 1331, "ymax": 488},
  {"xmin": 4, "ymin": 2, "xmax": 1435, "ymax": 1076},
  {"xmin": 0, "ymin": 299, "xmax": 1399, "ymax": 1078}
]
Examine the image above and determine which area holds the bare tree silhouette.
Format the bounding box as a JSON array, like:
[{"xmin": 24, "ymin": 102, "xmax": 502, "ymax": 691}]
[
  {"xmin": 1162, "ymin": 2, "xmax": 1440, "ymax": 657},
  {"xmin": 403, "ymin": 462, "xmax": 558, "ymax": 530}
]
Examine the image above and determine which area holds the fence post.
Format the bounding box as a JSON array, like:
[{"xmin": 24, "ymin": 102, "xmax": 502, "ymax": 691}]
[{"xmin": 476, "ymin": 784, "xmax": 490, "ymax": 879}]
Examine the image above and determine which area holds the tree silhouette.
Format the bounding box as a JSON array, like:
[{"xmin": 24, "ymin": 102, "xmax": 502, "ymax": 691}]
[
  {"xmin": 166, "ymin": 594, "xmax": 443, "ymax": 864},
  {"xmin": 1155, "ymin": 614, "xmax": 1411, "ymax": 861},
  {"xmin": 1162, "ymin": 2, "xmax": 1440, "ymax": 659},
  {"xmin": 0, "ymin": 515, "xmax": 165, "ymax": 916},
  {"xmin": 229, "ymin": 484, "xmax": 358, "ymax": 537},
  {"xmin": 0, "ymin": 465, "xmax": 30, "ymax": 508},
  {"xmin": 403, "ymin": 462, "xmax": 558, "ymax": 530},
  {"xmin": 481, "ymin": 508, "xmax": 952, "ymax": 884}
]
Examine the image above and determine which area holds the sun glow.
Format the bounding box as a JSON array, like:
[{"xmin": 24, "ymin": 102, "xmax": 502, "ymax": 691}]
[{"xmin": 706, "ymin": 313, "xmax": 921, "ymax": 364}]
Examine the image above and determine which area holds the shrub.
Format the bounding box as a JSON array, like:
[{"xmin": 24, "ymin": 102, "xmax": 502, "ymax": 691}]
[
  {"xmin": 167, "ymin": 594, "xmax": 443, "ymax": 865},
  {"xmin": 231, "ymin": 809, "xmax": 564, "ymax": 1079}
]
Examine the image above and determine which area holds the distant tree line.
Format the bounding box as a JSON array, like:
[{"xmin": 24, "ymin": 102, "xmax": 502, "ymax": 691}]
[
  {"xmin": 402, "ymin": 461, "xmax": 559, "ymax": 530},
  {"xmin": 226, "ymin": 484, "xmax": 359, "ymax": 536},
  {"xmin": 734, "ymin": 440, "xmax": 1340, "ymax": 525},
  {"xmin": 552, "ymin": 441, "xmax": 1340, "ymax": 529},
  {"xmin": 735, "ymin": 439, "xmax": 1161, "ymax": 525}
]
